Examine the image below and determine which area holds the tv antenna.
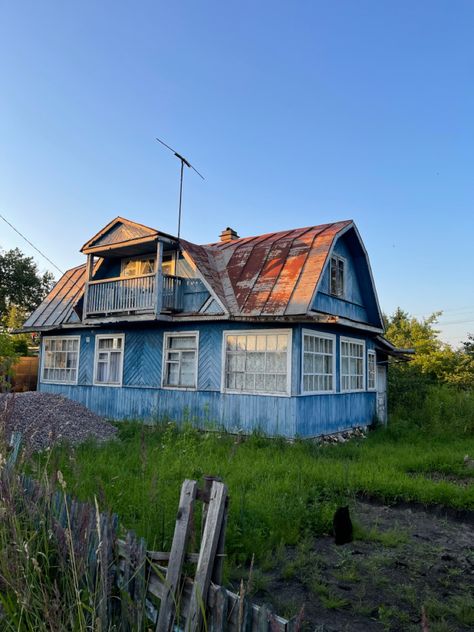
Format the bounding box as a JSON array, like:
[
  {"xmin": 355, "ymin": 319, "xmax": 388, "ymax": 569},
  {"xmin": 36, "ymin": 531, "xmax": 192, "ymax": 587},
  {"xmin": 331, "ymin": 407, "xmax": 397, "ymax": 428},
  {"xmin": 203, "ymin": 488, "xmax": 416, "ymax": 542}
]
[{"xmin": 155, "ymin": 137, "xmax": 204, "ymax": 242}]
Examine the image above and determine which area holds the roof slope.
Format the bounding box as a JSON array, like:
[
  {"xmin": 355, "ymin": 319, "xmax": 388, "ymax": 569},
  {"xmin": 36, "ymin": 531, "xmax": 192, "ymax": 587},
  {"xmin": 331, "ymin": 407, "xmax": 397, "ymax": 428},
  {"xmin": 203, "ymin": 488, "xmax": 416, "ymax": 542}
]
[
  {"xmin": 22, "ymin": 218, "xmax": 362, "ymax": 330},
  {"xmin": 203, "ymin": 221, "xmax": 351, "ymax": 316},
  {"xmin": 23, "ymin": 264, "xmax": 87, "ymax": 330}
]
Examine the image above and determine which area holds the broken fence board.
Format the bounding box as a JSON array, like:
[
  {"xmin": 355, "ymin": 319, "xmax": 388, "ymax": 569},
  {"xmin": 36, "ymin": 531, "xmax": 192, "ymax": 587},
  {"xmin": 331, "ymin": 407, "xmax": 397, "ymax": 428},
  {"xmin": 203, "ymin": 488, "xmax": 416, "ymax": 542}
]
[
  {"xmin": 155, "ymin": 478, "xmax": 198, "ymax": 632},
  {"xmin": 187, "ymin": 480, "xmax": 228, "ymax": 632}
]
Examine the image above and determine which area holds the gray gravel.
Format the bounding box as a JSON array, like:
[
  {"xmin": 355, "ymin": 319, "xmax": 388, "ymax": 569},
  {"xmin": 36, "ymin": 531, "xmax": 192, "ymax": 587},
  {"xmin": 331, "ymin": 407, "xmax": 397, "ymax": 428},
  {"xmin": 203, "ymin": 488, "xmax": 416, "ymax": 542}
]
[{"xmin": 0, "ymin": 391, "xmax": 117, "ymax": 452}]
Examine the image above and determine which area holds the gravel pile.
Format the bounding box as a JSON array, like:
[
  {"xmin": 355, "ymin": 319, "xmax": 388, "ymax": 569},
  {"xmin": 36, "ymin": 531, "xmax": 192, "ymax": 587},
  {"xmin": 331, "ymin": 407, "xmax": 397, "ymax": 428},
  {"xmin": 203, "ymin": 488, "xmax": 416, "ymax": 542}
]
[{"xmin": 0, "ymin": 392, "xmax": 117, "ymax": 452}]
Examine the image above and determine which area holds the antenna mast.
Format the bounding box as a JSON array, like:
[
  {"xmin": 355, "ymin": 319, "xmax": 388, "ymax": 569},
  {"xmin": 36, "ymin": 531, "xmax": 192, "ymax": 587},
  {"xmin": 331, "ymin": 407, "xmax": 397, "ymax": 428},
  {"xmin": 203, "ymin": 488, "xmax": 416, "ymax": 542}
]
[{"xmin": 155, "ymin": 137, "xmax": 204, "ymax": 242}]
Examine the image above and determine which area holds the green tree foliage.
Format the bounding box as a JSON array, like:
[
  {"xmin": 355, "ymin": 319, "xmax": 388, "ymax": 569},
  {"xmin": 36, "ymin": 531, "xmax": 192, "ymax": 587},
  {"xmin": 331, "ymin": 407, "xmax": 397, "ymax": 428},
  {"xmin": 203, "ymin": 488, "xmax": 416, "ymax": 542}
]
[
  {"xmin": 0, "ymin": 330, "xmax": 18, "ymax": 392},
  {"xmin": 0, "ymin": 248, "xmax": 54, "ymax": 322},
  {"xmin": 385, "ymin": 309, "xmax": 474, "ymax": 415}
]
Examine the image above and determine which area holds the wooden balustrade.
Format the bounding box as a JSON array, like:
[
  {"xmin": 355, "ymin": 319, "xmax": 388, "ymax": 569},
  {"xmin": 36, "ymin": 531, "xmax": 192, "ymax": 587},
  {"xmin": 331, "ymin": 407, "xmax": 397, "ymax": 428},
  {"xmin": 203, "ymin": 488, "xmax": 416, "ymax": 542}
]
[{"xmin": 85, "ymin": 274, "xmax": 184, "ymax": 316}]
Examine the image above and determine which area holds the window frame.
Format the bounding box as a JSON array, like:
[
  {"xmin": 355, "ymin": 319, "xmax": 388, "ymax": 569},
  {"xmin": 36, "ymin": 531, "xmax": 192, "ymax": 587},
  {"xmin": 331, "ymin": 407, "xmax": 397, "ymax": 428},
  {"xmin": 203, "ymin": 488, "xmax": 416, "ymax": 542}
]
[
  {"xmin": 329, "ymin": 254, "xmax": 346, "ymax": 298},
  {"xmin": 41, "ymin": 335, "xmax": 81, "ymax": 385},
  {"xmin": 221, "ymin": 329, "xmax": 292, "ymax": 398},
  {"xmin": 120, "ymin": 255, "xmax": 156, "ymax": 278},
  {"xmin": 367, "ymin": 349, "xmax": 377, "ymax": 391},
  {"xmin": 301, "ymin": 329, "xmax": 336, "ymax": 395},
  {"xmin": 93, "ymin": 333, "xmax": 125, "ymax": 387},
  {"xmin": 161, "ymin": 331, "xmax": 199, "ymax": 390},
  {"xmin": 340, "ymin": 336, "xmax": 366, "ymax": 393}
]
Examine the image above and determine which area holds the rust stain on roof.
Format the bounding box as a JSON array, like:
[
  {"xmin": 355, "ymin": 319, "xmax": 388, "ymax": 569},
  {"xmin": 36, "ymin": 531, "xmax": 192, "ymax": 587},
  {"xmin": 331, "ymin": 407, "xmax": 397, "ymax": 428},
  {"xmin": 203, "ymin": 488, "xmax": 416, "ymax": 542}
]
[{"xmin": 23, "ymin": 218, "xmax": 353, "ymax": 329}]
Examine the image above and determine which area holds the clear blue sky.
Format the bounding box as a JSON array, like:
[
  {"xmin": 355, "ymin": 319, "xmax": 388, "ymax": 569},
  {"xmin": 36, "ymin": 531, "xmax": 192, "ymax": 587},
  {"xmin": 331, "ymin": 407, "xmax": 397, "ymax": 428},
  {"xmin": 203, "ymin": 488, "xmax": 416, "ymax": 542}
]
[{"xmin": 1, "ymin": 1, "xmax": 473, "ymax": 345}]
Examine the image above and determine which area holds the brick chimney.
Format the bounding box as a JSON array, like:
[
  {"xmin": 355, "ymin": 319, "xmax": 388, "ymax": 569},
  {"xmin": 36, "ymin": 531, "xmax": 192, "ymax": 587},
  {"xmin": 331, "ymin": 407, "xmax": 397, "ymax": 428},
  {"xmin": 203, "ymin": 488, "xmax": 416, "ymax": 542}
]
[{"xmin": 219, "ymin": 227, "xmax": 240, "ymax": 242}]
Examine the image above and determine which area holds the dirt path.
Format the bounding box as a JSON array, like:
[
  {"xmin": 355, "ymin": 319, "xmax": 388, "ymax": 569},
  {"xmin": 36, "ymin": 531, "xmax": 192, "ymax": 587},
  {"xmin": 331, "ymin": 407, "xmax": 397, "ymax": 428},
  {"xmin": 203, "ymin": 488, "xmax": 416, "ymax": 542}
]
[{"xmin": 244, "ymin": 500, "xmax": 474, "ymax": 631}]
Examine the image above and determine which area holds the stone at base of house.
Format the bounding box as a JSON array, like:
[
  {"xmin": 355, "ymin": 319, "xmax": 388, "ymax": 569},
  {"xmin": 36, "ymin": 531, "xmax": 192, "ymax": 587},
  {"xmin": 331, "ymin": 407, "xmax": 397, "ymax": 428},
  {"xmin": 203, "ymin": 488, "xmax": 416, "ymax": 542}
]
[{"xmin": 312, "ymin": 425, "xmax": 368, "ymax": 445}]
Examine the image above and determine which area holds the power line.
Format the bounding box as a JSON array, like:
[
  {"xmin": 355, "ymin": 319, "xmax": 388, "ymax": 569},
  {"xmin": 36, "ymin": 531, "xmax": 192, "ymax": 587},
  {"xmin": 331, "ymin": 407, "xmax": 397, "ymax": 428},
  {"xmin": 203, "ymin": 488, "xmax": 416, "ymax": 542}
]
[{"xmin": 0, "ymin": 212, "xmax": 84, "ymax": 295}]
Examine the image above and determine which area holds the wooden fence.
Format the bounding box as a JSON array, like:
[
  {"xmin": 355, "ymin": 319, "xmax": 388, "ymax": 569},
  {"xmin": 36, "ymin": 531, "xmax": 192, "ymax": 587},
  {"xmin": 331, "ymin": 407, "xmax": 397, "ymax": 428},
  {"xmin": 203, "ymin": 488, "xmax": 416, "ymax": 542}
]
[
  {"xmin": 4, "ymin": 437, "xmax": 296, "ymax": 631},
  {"xmin": 11, "ymin": 356, "xmax": 38, "ymax": 392}
]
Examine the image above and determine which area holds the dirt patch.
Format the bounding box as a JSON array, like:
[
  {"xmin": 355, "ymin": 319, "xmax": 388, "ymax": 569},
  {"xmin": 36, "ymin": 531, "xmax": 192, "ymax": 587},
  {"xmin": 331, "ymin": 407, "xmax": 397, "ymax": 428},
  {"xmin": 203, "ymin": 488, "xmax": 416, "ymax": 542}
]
[
  {"xmin": 0, "ymin": 392, "xmax": 117, "ymax": 452},
  {"xmin": 233, "ymin": 500, "xmax": 474, "ymax": 631},
  {"xmin": 407, "ymin": 470, "xmax": 474, "ymax": 488}
]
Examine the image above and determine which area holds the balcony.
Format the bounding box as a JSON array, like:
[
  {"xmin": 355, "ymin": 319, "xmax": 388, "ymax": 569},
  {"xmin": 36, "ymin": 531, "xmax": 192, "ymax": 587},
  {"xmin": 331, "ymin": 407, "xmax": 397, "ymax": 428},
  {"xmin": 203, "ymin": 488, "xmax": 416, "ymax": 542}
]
[{"xmin": 84, "ymin": 274, "xmax": 184, "ymax": 318}]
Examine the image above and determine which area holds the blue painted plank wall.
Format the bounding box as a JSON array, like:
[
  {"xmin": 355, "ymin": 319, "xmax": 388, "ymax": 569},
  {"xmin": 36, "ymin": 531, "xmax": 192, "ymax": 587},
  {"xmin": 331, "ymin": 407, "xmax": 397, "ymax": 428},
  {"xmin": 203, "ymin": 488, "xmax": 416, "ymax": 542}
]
[{"xmin": 39, "ymin": 322, "xmax": 377, "ymax": 437}]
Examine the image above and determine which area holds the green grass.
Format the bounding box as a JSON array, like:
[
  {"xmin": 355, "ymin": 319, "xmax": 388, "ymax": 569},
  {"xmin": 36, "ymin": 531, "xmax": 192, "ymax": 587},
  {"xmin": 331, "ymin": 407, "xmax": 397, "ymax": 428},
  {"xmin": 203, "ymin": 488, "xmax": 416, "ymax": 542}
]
[{"xmin": 34, "ymin": 416, "xmax": 474, "ymax": 569}]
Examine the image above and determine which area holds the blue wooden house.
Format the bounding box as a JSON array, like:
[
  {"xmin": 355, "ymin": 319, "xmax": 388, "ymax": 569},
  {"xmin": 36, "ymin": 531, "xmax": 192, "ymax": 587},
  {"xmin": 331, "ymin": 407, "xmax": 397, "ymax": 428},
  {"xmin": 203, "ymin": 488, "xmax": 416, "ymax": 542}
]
[{"xmin": 23, "ymin": 217, "xmax": 404, "ymax": 437}]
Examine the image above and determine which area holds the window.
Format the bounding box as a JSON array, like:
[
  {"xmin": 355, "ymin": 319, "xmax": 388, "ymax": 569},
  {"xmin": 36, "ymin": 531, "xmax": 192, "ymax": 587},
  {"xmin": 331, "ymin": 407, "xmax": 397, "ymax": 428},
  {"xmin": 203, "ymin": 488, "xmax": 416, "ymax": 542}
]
[
  {"xmin": 223, "ymin": 330, "xmax": 291, "ymax": 396},
  {"xmin": 340, "ymin": 338, "xmax": 365, "ymax": 392},
  {"xmin": 121, "ymin": 257, "xmax": 155, "ymax": 278},
  {"xmin": 302, "ymin": 331, "xmax": 335, "ymax": 393},
  {"xmin": 368, "ymin": 350, "xmax": 376, "ymax": 390},
  {"xmin": 162, "ymin": 332, "xmax": 199, "ymax": 388},
  {"xmin": 94, "ymin": 334, "xmax": 124, "ymax": 386},
  {"xmin": 42, "ymin": 336, "xmax": 80, "ymax": 384},
  {"xmin": 330, "ymin": 255, "xmax": 345, "ymax": 298}
]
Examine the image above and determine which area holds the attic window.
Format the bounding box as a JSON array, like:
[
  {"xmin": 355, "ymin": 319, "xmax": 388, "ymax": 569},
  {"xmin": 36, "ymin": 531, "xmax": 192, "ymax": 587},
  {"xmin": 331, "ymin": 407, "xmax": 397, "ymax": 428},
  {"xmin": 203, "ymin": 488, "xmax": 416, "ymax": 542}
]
[
  {"xmin": 121, "ymin": 257, "xmax": 155, "ymax": 277},
  {"xmin": 330, "ymin": 255, "xmax": 345, "ymax": 298}
]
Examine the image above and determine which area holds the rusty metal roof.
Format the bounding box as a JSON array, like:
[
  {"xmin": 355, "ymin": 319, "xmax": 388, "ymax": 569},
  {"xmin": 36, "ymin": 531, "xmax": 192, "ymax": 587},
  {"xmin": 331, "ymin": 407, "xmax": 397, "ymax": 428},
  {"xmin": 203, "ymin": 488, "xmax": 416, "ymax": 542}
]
[
  {"xmin": 195, "ymin": 221, "xmax": 353, "ymax": 316},
  {"xmin": 23, "ymin": 219, "xmax": 354, "ymax": 329}
]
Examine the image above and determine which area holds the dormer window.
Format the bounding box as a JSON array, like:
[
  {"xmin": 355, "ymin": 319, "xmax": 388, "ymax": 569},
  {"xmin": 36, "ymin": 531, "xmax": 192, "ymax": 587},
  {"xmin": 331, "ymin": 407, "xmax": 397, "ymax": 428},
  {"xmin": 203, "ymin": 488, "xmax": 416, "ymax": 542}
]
[
  {"xmin": 330, "ymin": 255, "xmax": 345, "ymax": 298},
  {"xmin": 121, "ymin": 257, "xmax": 155, "ymax": 278}
]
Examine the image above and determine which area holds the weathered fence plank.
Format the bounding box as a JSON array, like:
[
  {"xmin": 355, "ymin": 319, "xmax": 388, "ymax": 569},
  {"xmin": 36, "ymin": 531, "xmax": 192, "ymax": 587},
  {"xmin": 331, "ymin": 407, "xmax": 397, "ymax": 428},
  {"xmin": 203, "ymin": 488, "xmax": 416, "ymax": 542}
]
[
  {"xmin": 155, "ymin": 478, "xmax": 198, "ymax": 632},
  {"xmin": 188, "ymin": 480, "xmax": 228, "ymax": 632}
]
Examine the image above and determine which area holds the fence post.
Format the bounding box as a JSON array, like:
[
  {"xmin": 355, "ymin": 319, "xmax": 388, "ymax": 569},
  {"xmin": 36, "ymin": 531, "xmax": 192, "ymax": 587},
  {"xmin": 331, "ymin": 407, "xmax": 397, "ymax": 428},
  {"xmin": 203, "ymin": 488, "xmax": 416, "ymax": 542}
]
[{"xmin": 155, "ymin": 479, "xmax": 197, "ymax": 632}]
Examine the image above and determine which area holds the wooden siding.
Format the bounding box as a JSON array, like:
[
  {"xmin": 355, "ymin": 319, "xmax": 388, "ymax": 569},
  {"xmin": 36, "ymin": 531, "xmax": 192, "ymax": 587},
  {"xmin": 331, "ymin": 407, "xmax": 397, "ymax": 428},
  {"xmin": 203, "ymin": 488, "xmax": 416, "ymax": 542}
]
[{"xmin": 39, "ymin": 322, "xmax": 378, "ymax": 437}]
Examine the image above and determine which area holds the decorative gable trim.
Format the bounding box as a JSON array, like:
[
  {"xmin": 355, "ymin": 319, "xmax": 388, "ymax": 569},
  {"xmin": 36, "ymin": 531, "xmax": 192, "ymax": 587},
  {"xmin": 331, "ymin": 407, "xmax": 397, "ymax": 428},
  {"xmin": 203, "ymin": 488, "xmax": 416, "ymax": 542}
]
[{"xmin": 81, "ymin": 217, "xmax": 159, "ymax": 253}]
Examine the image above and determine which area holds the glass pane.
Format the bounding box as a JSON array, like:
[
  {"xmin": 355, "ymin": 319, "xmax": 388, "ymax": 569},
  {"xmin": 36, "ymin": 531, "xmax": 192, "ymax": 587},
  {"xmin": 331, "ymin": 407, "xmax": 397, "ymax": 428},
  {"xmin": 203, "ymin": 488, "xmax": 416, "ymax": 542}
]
[
  {"xmin": 255, "ymin": 373, "xmax": 265, "ymax": 392},
  {"xmin": 273, "ymin": 352, "xmax": 287, "ymax": 373},
  {"xmin": 226, "ymin": 335, "xmax": 237, "ymax": 351},
  {"xmin": 97, "ymin": 361, "xmax": 107, "ymax": 383},
  {"xmin": 246, "ymin": 335, "xmax": 256, "ymax": 352},
  {"xmin": 166, "ymin": 362, "xmax": 179, "ymax": 386},
  {"xmin": 277, "ymin": 335, "xmax": 288, "ymax": 351},
  {"xmin": 256, "ymin": 335, "xmax": 266, "ymax": 352},
  {"xmin": 246, "ymin": 352, "xmax": 265, "ymax": 372},
  {"xmin": 122, "ymin": 260, "xmax": 137, "ymax": 277},
  {"xmin": 236, "ymin": 335, "xmax": 247, "ymax": 351},
  {"xmin": 265, "ymin": 374, "xmax": 276, "ymax": 392},
  {"xmin": 98, "ymin": 338, "xmax": 112, "ymax": 350},
  {"xmin": 109, "ymin": 351, "xmax": 121, "ymax": 383},
  {"xmin": 169, "ymin": 335, "xmax": 196, "ymax": 350},
  {"xmin": 276, "ymin": 374, "xmax": 286, "ymax": 392},
  {"xmin": 266, "ymin": 335, "xmax": 277, "ymax": 352},
  {"xmin": 245, "ymin": 373, "xmax": 255, "ymax": 391},
  {"xmin": 235, "ymin": 373, "xmax": 244, "ymax": 390}
]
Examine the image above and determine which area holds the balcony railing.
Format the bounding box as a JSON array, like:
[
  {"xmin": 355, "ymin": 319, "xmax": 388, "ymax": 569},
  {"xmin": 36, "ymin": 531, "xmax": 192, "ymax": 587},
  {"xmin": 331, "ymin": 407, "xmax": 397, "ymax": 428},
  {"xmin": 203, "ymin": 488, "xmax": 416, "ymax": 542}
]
[{"xmin": 84, "ymin": 274, "xmax": 184, "ymax": 317}]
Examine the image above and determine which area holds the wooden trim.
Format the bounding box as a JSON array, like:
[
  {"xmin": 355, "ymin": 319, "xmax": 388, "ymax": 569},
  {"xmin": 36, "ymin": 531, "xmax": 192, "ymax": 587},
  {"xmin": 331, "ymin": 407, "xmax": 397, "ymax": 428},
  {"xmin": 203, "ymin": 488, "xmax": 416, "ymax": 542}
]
[
  {"xmin": 93, "ymin": 333, "xmax": 125, "ymax": 387},
  {"xmin": 300, "ymin": 329, "xmax": 336, "ymax": 395},
  {"xmin": 161, "ymin": 331, "xmax": 199, "ymax": 390},
  {"xmin": 339, "ymin": 335, "xmax": 366, "ymax": 393},
  {"xmin": 367, "ymin": 349, "xmax": 377, "ymax": 391},
  {"xmin": 40, "ymin": 335, "xmax": 81, "ymax": 386},
  {"xmin": 220, "ymin": 328, "xmax": 292, "ymax": 397}
]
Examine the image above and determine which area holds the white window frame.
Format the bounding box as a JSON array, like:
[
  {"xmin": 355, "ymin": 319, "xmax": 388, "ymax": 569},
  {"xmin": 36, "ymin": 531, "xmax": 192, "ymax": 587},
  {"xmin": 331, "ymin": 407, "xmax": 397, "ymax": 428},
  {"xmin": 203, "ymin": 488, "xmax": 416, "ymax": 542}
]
[
  {"xmin": 340, "ymin": 336, "xmax": 366, "ymax": 393},
  {"xmin": 301, "ymin": 330, "xmax": 336, "ymax": 395},
  {"xmin": 367, "ymin": 349, "xmax": 377, "ymax": 391},
  {"xmin": 41, "ymin": 336, "xmax": 81, "ymax": 385},
  {"xmin": 329, "ymin": 254, "xmax": 346, "ymax": 298},
  {"xmin": 161, "ymin": 331, "xmax": 199, "ymax": 390},
  {"xmin": 221, "ymin": 329, "xmax": 292, "ymax": 397},
  {"xmin": 93, "ymin": 333, "xmax": 125, "ymax": 387}
]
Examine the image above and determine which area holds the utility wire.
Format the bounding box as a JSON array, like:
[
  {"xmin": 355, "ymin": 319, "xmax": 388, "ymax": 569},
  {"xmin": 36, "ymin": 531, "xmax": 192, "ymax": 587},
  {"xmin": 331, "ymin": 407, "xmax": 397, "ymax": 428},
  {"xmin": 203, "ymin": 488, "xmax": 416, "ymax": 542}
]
[{"xmin": 0, "ymin": 213, "xmax": 85, "ymax": 294}]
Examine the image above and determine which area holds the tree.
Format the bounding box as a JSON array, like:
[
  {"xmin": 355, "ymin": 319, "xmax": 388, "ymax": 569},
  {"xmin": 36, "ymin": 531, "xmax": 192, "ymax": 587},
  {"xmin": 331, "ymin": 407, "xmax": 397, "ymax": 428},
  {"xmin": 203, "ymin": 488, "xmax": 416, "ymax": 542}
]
[
  {"xmin": 385, "ymin": 309, "xmax": 474, "ymax": 399},
  {"xmin": 0, "ymin": 248, "xmax": 54, "ymax": 324}
]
